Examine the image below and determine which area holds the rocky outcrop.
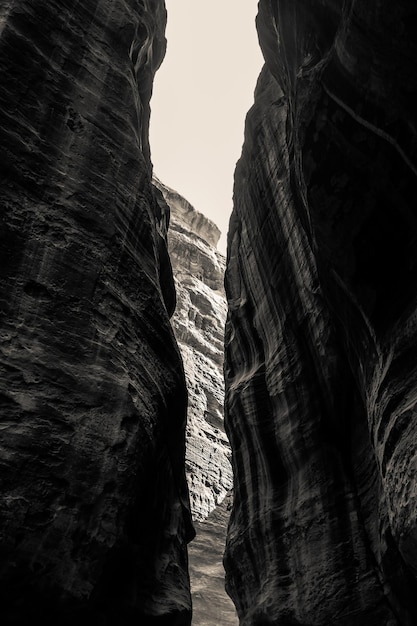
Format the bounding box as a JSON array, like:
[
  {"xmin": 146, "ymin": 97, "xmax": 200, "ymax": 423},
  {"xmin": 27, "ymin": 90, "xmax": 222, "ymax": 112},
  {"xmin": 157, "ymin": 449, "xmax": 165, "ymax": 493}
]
[
  {"xmin": 0, "ymin": 3, "xmax": 194, "ymax": 624},
  {"xmin": 153, "ymin": 178, "xmax": 232, "ymax": 521},
  {"xmin": 225, "ymin": 1, "xmax": 417, "ymax": 625}
]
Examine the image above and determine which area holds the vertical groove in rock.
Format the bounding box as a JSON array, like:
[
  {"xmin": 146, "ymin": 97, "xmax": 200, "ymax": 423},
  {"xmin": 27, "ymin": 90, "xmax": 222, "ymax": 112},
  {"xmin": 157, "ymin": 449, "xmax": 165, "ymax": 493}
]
[
  {"xmin": 0, "ymin": 2, "xmax": 193, "ymax": 624},
  {"xmin": 224, "ymin": 1, "xmax": 417, "ymax": 624}
]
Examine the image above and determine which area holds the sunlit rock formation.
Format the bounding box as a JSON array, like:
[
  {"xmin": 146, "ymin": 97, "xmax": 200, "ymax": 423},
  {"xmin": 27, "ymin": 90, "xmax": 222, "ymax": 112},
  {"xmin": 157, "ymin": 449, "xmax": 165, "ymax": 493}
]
[
  {"xmin": 0, "ymin": 2, "xmax": 194, "ymax": 624},
  {"xmin": 225, "ymin": 1, "xmax": 417, "ymax": 624},
  {"xmin": 153, "ymin": 179, "xmax": 235, "ymax": 623},
  {"xmin": 153, "ymin": 177, "xmax": 232, "ymax": 521}
]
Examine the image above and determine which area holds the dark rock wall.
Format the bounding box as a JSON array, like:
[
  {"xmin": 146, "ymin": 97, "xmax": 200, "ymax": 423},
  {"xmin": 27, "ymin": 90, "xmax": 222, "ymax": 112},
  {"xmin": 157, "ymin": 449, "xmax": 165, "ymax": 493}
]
[
  {"xmin": 224, "ymin": 1, "xmax": 417, "ymax": 624},
  {"xmin": 0, "ymin": 2, "xmax": 193, "ymax": 624},
  {"xmin": 188, "ymin": 493, "xmax": 237, "ymax": 626}
]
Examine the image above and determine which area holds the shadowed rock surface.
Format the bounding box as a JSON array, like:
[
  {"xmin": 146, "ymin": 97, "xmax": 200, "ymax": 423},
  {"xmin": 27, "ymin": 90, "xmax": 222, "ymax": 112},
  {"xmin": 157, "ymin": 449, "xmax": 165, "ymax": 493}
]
[
  {"xmin": 224, "ymin": 1, "xmax": 417, "ymax": 624},
  {"xmin": 153, "ymin": 178, "xmax": 232, "ymax": 521},
  {"xmin": 0, "ymin": 2, "xmax": 194, "ymax": 624}
]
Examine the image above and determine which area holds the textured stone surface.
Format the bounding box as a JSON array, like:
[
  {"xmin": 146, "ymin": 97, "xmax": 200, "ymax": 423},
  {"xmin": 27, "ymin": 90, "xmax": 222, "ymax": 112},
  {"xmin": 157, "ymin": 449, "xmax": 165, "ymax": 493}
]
[
  {"xmin": 0, "ymin": 2, "xmax": 194, "ymax": 624},
  {"xmin": 188, "ymin": 492, "xmax": 238, "ymax": 626},
  {"xmin": 224, "ymin": 1, "xmax": 417, "ymax": 624},
  {"xmin": 153, "ymin": 179, "xmax": 234, "ymax": 624},
  {"xmin": 153, "ymin": 178, "xmax": 232, "ymax": 521}
]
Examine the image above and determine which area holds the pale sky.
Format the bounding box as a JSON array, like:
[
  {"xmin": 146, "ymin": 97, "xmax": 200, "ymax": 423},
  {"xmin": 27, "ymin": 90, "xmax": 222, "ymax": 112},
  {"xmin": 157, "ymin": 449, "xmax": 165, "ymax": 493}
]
[{"xmin": 149, "ymin": 0, "xmax": 264, "ymax": 254}]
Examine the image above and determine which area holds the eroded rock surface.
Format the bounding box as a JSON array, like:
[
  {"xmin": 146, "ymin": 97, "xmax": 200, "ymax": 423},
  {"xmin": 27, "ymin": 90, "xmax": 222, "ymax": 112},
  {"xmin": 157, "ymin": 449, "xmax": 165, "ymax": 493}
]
[
  {"xmin": 187, "ymin": 492, "xmax": 237, "ymax": 626},
  {"xmin": 0, "ymin": 3, "xmax": 193, "ymax": 624},
  {"xmin": 153, "ymin": 179, "xmax": 234, "ymax": 624},
  {"xmin": 225, "ymin": 1, "xmax": 417, "ymax": 624},
  {"xmin": 153, "ymin": 178, "xmax": 232, "ymax": 521}
]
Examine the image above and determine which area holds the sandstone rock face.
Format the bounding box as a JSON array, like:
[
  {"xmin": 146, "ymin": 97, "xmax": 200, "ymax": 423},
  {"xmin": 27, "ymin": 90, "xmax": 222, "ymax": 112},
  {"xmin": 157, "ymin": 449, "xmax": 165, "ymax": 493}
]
[
  {"xmin": 153, "ymin": 178, "xmax": 232, "ymax": 521},
  {"xmin": 187, "ymin": 493, "xmax": 238, "ymax": 626},
  {"xmin": 224, "ymin": 1, "xmax": 417, "ymax": 624},
  {"xmin": 0, "ymin": 3, "xmax": 193, "ymax": 624},
  {"xmin": 153, "ymin": 179, "xmax": 234, "ymax": 624}
]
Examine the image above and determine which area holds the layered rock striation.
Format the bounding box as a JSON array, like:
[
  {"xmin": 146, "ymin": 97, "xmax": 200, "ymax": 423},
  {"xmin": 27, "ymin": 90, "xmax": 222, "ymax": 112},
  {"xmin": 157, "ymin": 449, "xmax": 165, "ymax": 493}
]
[
  {"xmin": 0, "ymin": 3, "xmax": 194, "ymax": 624},
  {"xmin": 153, "ymin": 177, "xmax": 232, "ymax": 521},
  {"xmin": 225, "ymin": 1, "xmax": 417, "ymax": 624}
]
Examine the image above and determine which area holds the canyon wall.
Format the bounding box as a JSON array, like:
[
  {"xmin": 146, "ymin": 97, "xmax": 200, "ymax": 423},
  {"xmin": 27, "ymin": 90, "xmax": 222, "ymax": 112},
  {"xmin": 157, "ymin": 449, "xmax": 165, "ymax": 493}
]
[
  {"xmin": 224, "ymin": 1, "xmax": 417, "ymax": 625},
  {"xmin": 153, "ymin": 178, "xmax": 236, "ymax": 624},
  {"xmin": 0, "ymin": 2, "xmax": 194, "ymax": 624},
  {"xmin": 153, "ymin": 178, "xmax": 232, "ymax": 521}
]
